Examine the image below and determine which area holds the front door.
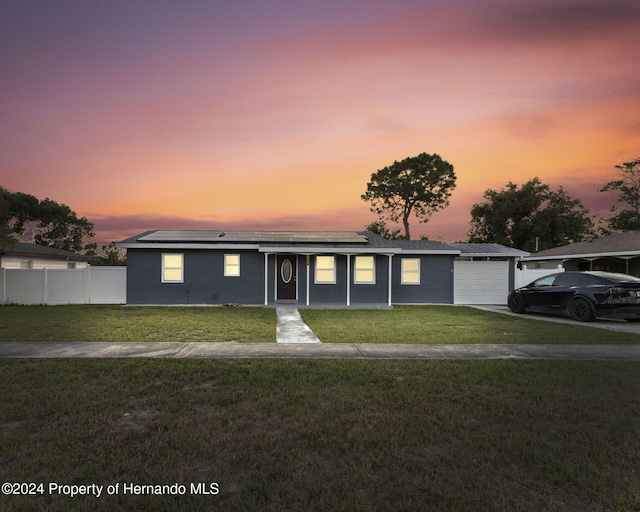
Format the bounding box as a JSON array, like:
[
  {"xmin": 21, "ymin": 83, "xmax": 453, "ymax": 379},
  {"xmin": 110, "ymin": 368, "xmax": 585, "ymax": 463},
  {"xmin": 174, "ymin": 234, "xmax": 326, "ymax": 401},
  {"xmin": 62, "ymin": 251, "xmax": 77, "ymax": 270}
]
[{"xmin": 277, "ymin": 255, "xmax": 297, "ymax": 300}]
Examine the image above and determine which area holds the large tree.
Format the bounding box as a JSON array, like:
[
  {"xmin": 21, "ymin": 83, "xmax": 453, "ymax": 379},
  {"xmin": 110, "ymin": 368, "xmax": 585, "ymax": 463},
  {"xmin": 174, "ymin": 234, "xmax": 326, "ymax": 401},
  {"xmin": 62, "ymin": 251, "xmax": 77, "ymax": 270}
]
[
  {"xmin": 361, "ymin": 153, "xmax": 456, "ymax": 239},
  {"xmin": 467, "ymin": 178, "xmax": 593, "ymax": 252},
  {"xmin": 599, "ymin": 157, "xmax": 640, "ymax": 231},
  {"xmin": 0, "ymin": 187, "xmax": 95, "ymax": 253},
  {"xmin": 0, "ymin": 192, "xmax": 15, "ymax": 249}
]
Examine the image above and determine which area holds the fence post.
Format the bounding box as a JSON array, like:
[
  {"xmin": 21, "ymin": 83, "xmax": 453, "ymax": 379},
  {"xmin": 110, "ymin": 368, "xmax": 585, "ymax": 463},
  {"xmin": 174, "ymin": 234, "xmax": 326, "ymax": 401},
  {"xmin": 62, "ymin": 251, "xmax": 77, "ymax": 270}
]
[
  {"xmin": 84, "ymin": 266, "xmax": 91, "ymax": 304},
  {"xmin": 43, "ymin": 268, "xmax": 48, "ymax": 305}
]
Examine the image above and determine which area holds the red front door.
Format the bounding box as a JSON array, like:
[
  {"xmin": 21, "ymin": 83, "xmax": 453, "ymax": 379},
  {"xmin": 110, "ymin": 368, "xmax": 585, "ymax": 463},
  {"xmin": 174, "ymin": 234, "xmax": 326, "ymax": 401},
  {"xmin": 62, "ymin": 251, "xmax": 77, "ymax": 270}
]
[{"xmin": 277, "ymin": 255, "xmax": 297, "ymax": 300}]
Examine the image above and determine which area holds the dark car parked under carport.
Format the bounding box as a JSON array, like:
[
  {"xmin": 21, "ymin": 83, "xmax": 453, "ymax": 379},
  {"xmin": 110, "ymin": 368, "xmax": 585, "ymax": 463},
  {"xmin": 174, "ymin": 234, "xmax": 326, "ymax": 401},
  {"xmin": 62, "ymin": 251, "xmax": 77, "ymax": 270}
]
[{"xmin": 507, "ymin": 271, "xmax": 640, "ymax": 322}]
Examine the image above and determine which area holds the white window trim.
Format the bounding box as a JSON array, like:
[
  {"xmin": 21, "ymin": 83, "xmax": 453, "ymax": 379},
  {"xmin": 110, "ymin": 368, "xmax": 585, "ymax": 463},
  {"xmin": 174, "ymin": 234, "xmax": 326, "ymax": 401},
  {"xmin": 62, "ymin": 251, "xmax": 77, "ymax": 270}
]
[
  {"xmin": 224, "ymin": 254, "xmax": 241, "ymax": 277},
  {"xmin": 315, "ymin": 255, "xmax": 336, "ymax": 284},
  {"xmin": 354, "ymin": 255, "xmax": 375, "ymax": 284},
  {"xmin": 401, "ymin": 258, "xmax": 421, "ymax": 285},
  {"xmin": 162, "ymin": 253, "xmax": 184, "ymax": 283}
]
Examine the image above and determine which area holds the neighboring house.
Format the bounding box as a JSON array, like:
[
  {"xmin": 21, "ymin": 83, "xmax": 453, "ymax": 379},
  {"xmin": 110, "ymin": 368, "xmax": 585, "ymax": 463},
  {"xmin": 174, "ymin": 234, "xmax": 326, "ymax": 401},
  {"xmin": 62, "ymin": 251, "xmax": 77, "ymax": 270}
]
[
  {"xmin": 521, "ymin": 231, "xmax": 640, "ymax": 277},
  {"xmin": 117, "ymin": 230, "xmax": 527, "ymax": 306},
  {"xmin": 0, "ymin": 234, "xmax": 94, "ymax": 269}
]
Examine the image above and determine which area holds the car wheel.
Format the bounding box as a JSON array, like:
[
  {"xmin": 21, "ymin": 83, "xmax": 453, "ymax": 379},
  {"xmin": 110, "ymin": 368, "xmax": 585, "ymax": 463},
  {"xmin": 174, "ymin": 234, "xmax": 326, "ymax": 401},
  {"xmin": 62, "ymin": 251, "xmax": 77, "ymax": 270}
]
[
  {"xmin": 625, "ymin": 317, "xmax": 640, "ymax": 323},
  {"xmin": 569, "ymin": 298, "xmax": 594, "ymax": 322},
  {"xmin": 508, "ymin": 294, "xmax": 526, "ymax": 314}
]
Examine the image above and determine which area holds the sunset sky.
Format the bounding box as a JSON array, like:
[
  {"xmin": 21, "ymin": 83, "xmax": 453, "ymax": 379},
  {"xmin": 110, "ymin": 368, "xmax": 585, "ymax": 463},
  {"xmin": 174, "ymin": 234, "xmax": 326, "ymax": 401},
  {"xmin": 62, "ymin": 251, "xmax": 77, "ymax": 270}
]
[{"xmin": 2, "ymin": 0, "xmax": 639, "ymax": 245}]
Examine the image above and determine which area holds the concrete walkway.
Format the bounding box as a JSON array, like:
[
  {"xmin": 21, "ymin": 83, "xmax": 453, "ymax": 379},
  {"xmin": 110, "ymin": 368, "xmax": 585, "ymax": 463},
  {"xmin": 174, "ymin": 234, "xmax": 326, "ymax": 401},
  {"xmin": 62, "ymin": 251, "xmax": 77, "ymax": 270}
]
[
  {"xmin": 473, "ymin": 305, "xmax": 640, "ymax": 334},
  {"xmin": 2, "ymin": 342, "xmax": 640, "ymax": 360},
  {"xmin": 276, "ymin": 308, "xmax": 321, "ymax": 344}
]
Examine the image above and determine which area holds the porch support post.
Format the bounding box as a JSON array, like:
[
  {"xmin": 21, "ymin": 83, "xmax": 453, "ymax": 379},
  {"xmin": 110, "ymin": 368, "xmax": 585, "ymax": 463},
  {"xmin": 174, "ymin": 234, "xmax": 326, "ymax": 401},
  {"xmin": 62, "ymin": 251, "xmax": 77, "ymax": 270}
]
[
  {"xmin": 264, "ymin": 253, "xmax": 269, "ymax": 305},
  {"xmin": 346, "ymin": 254, "xmax": 351, "ymax": 306},
  {"xmin": 387, "ymin": 254, "xmax": 393, "ymax": 306},
  {"xmin": 274, "ymin": 255, "xmax": 278, "ymax": 303},
  {"xmin": 306, "ymin": 254, "xmax": 310, "ymax": 306}
]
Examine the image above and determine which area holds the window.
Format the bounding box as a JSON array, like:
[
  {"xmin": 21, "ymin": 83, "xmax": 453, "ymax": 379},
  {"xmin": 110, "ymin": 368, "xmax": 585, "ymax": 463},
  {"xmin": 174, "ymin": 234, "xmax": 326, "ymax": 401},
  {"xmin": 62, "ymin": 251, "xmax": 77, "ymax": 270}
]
[
  {"xmin": 67, "ymin": 262, "xmax": 77, "ymax": 269},
  {"xmin": 315, "ymin": 255, "xmax": 336, "ymax": 284},
  {"xmin": 532, "ymin": 275, "xmax": 556, "ymax": 287},
  {"xmin": 354, "ymin": 256, "xmax": 375, "ymax": 284},
  {"xmin": 20, "ymin": 260, "xmax": 32, "ymax": 269},
  {"xmin": 401, "ymin": 258, "xmax": 421, "ymax": 284},
  {"xmin": 162, "ymin": 253, "xmax": 183, "ymax": 283},
  {"xmin": 224, "ymin": 254, "xmax": 240, "ymax": 276}
]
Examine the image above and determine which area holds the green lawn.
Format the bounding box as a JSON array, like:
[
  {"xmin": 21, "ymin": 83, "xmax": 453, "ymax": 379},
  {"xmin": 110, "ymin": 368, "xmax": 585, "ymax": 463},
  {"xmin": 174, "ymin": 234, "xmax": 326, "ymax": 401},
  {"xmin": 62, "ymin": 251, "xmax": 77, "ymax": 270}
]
[
  {"xmin": 0, "ymin": 304, "xmax": 638, "ymax": 344},
  {"xmin": 0, "ymin": 305, "xmax": 275, "ymax": 342},
  {"xmin": 300, "ymin": 305, "xmax": 640, "ymax": 344},
  {"xmin": 2, "ymin": 359, "xmax": 640, "ymax": 511}
]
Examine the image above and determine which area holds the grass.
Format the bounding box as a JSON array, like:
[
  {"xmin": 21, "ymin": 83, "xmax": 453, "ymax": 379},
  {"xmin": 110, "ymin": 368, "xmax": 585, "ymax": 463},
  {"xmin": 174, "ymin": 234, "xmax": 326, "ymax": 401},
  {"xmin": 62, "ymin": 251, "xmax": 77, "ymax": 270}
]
[
  {"xmin": 0, "ymin": 304, "xmax": 637, "ymax": 344},
  {"xmin": 0, "ymin": 305, "xmax": 275, "ymax": 342},
  {"xmin": 2, "ymin": 359, "xmax": 640, "ymax": 511},
  {"xmin": 300, "ymin": 305, "xmax": 640, "ymax": 344}
]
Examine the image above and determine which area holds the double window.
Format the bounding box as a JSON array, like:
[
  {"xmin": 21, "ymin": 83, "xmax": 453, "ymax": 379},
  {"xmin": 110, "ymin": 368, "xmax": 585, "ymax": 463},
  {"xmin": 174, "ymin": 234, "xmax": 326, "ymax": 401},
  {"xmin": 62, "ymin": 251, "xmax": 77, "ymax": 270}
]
[{"xmin": 315, "ymin": 255, "xmax": 377, "ymax": 284}]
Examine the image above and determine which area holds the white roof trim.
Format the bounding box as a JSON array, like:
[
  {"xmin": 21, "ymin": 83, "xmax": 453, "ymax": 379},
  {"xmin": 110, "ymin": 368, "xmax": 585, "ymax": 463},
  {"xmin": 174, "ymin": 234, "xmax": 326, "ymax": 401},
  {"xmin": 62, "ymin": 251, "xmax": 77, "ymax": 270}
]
[
  {"xmin": 455, "ymin": 253, "xmax": 515, "ymax": 258},
  {"xmin": 522, "ymin": 250, "xmax": 640, "ymax": 261},
  {"xmin": 117, "ymin": 242, "xmax": 464, "ymax": 256},
  {"xmin": 399, "ymin": 249, "xmax": 461, "ymax": 255},
  {"xmin": 116, "ymin": 242, "xmax": 260, "ymax": 250},
  {"xmin": 258, "ymin": 246, "xmax": 400, "ymax": 254}
]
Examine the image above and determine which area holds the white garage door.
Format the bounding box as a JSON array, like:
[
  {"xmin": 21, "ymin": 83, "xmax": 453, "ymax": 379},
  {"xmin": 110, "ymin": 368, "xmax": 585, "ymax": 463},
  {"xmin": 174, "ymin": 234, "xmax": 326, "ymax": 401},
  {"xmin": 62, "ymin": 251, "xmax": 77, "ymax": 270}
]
[{"xmin": 454, "ymin": 260, "xmax": 509, "ymax": 305}]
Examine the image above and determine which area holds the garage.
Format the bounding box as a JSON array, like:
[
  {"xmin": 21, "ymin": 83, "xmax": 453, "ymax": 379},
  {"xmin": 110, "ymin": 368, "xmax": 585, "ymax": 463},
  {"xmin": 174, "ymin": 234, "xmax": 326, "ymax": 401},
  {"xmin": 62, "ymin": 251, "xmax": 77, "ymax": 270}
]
[{"xmin": 453, "ymin": 260, "xmax": 510, "ymax": 305}]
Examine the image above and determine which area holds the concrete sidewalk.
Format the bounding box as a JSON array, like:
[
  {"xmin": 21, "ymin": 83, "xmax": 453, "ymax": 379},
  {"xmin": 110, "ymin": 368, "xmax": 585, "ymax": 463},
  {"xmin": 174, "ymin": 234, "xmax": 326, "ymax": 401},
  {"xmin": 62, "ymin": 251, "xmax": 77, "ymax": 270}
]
[{"xmin": 2, "ymin": 342, "xmax": 640, "ymax": 360}]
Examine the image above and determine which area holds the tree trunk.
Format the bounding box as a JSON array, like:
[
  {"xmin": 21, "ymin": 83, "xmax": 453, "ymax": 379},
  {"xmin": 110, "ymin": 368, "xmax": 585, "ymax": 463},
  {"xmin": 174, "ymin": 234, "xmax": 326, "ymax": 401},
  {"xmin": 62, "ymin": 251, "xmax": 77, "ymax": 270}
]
[{"xmin": 402, "ymin": 216, "xmax": 411, "ymax": 240}]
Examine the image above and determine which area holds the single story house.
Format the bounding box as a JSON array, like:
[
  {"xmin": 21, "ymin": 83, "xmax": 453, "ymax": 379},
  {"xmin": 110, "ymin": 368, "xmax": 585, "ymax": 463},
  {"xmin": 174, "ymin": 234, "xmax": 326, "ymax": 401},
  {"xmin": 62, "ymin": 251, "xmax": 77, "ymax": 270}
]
[
  {"xmin": 117, "ymin": 229, "xmax": 527, "ymax": 306},
  {"xmin": 520, "ymin": 230, "xmax": 640, "ymax": 277},
  {"xmin": 0, "ymin": 234, "xmax": 94, "ymax": 269}
]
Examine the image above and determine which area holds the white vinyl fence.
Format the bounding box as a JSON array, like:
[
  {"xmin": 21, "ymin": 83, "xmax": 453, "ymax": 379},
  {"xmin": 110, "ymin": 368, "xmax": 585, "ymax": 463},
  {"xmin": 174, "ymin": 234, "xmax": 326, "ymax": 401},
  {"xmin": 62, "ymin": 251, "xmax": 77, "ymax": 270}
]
[
  {"xmin": 514, "ymin": 264, "xmax": 564, "ymax": 289},
  {"xmin": 0, "ymin": 267, "xmax": 126, "ymax": 305}
]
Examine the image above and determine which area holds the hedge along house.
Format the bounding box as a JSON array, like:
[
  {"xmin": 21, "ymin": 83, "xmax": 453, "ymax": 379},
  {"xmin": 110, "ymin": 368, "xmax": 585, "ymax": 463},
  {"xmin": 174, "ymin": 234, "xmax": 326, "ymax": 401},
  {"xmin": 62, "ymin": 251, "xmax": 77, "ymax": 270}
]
[{"xmin": 117, "ymin": 230, "xmax": 526, "ymax": 306}]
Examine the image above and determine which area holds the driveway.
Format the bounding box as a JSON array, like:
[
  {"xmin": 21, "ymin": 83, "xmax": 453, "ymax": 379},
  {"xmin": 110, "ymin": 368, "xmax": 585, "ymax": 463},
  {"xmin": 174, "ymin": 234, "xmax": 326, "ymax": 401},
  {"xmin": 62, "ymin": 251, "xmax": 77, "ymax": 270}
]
[{"xmin": 474, "ymin": 305, "xmax": 640, "ymax": 334}]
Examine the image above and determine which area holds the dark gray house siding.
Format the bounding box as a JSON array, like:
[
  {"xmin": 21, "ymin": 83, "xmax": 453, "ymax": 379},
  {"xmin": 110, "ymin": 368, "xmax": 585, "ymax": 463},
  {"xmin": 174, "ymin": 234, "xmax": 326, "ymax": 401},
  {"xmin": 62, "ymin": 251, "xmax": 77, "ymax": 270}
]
[
  {"xmin": 348, "ymin": 255, "xmax": 391, "ymax": 304},
  {"xmin": 391, "ymin": 254, "xmax": 454, "ymax": 304},
  {"xmin": 126, "ymin": 249, "xmax": 264, "ymax": 305}
]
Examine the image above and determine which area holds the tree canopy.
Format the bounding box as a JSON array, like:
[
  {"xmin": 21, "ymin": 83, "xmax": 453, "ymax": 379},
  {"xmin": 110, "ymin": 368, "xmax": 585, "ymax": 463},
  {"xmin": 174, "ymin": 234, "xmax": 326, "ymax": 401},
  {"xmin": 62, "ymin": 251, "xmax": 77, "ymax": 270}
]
[
  {"xmin": 361, "ymin": 153, "xmax": 456, "ymax": 239},
  {"xmin": 599, "ymin": 157, "xmax": 640, "ymax": 231},
  {"xmin": 466, "ymin": 178, "xmax": 593, "ymax": 252},
  {"xmin": 364, "ymin": 220, "xmax": 403, "ymax": 240},
  {"xmin": 0, "ymin": 187, "xmax": 95, "ymax": 253},
  {"xmin": 0, "ymin": 192, "xmax": 15, "ymax": 249}
]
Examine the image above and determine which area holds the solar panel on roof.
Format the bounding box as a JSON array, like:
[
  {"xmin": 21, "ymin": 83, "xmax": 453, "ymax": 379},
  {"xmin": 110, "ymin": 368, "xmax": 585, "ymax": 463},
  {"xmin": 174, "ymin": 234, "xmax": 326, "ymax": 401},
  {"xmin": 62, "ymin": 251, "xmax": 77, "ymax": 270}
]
[
  {"xmin": 137, "ymin": 230, "xmax": 367, "ymax": 244},
  {"xmin": 220, "ymin": 231, "xmax": 367, "ymax": 243},
  {"xmin": 138, "ymin": 230, "xmax": 224, "ymax": 242}
]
